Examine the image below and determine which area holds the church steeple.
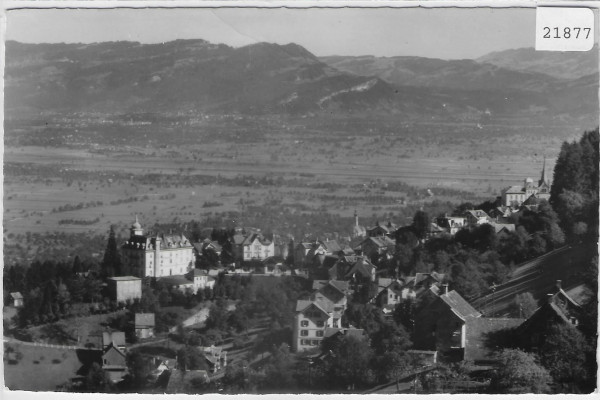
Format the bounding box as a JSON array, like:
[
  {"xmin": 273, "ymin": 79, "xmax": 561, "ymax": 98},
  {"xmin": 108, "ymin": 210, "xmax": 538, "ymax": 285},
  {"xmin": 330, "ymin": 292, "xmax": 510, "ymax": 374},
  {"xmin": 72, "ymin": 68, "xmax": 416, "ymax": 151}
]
[{"xmin": 539, "ymin": 156, "xmax": 547, "ymax": 186}]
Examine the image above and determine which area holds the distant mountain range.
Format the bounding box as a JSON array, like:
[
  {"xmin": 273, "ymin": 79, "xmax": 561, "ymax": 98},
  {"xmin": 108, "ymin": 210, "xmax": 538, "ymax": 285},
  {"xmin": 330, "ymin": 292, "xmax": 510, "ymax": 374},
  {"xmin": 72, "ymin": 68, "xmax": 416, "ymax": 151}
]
[{"xmin": 4, "ymin": 40, "xmax": 598, "ymax": 119}]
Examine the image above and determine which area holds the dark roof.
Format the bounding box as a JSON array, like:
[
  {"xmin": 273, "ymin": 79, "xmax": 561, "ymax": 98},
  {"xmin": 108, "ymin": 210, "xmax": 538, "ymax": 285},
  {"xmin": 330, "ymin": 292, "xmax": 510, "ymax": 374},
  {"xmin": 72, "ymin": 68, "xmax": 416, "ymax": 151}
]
[
  {"xmin": 157, "ymin": 275, "xmax": 193, "ymax": 286},
  {"xmin": 440, "ymin": 290, "xmax": 482, "ymax": 320},
  {"xmin": 135, "ymin": 313, "xmax": 156, "ymax": 328},
  {"xmin": 108, "ymin": 276, "xmax": 141, "ymax": 281},
  {"xmin": 345, "ymin": 258, "xmax": 375, "ymax": 279},
  {"xmin": 464, "ymin": 318, "xmax": 525, "ymax": 361}
]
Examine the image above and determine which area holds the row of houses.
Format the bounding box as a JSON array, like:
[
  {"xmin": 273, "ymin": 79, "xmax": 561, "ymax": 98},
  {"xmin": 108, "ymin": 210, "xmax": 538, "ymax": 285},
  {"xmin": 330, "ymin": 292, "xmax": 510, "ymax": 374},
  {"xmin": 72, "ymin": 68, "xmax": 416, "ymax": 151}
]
[{"xmin": 412, "ymin": 280, "xmax": 581, "ymax": 364}]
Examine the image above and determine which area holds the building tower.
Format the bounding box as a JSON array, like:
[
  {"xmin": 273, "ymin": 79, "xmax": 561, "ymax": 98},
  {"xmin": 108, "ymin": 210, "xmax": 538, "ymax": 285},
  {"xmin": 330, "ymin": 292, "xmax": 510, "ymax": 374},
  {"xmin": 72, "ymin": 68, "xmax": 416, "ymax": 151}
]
[
  {"xmin": 539, "ymin": 156, "xmax": 547, "ymax": 187},
  {"xmin": 131, "ymin": 215, "xmax": 143, "ymax": 236}
]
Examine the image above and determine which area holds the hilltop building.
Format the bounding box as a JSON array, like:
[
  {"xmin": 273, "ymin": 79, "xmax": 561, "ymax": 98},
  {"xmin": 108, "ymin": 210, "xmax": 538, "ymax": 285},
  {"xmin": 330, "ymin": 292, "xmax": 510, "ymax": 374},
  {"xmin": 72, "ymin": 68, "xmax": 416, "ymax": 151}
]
[
  {"xmin": 501, "ymin": 159, "xmax": 551, "ymax": 207},
  {"xmin": 121, "ymin": 216, "xmax": 195, "ymax": 278}
]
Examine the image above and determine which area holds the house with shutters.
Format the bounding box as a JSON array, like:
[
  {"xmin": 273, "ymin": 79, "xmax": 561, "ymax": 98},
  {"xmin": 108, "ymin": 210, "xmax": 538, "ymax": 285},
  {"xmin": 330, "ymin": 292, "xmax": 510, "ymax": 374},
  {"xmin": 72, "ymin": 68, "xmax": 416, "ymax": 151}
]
[
  {"xmin": 292, "ymin": 280, "xmax": 350, "ymax": 352},
  {"xmin": 135, "ymin": 313, "xmax": 156, "ymax": 339}
]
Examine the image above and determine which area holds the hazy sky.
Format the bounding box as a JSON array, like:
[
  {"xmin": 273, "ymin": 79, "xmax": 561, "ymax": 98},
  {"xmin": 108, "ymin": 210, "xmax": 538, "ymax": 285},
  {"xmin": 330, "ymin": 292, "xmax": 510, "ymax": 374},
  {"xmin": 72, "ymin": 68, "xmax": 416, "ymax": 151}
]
[{"xmin": 6, "ymin": 7, "xmax": 538, "ymax": 59}]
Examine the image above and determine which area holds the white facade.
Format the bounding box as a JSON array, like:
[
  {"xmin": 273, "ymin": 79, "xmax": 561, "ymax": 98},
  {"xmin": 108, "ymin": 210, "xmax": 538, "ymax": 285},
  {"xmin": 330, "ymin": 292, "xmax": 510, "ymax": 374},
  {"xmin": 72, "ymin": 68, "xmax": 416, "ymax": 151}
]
[
  {"xmin": 242, "ymin": 235, "xmax": 274, "ymax": 261},
  {"xmin": 121, "ymin": 217, "xmax": 195, "ymax": 278},
  {"xmin": 293, "ymin": 304, "xmax": 335, "ymax": 352}
]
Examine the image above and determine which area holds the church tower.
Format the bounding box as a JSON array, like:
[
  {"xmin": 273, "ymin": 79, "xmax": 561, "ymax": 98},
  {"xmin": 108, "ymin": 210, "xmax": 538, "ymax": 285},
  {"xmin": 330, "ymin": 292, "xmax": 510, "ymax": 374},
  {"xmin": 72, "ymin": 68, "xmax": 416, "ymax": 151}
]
[
  {"xmin": 538, "ymin": 156, "xmax": 547, "ymax": 187},
  {"xmin": 131, "ymin": 215, "xmax": 144, "ymax": 237}
]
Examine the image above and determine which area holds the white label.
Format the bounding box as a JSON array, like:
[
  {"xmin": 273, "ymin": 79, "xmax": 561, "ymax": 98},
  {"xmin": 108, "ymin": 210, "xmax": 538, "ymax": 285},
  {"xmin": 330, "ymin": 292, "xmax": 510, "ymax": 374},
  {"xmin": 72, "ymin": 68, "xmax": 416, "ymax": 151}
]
[{"xmin": 536, "ymin": 7, "xmax": 595, "ymax": 51}]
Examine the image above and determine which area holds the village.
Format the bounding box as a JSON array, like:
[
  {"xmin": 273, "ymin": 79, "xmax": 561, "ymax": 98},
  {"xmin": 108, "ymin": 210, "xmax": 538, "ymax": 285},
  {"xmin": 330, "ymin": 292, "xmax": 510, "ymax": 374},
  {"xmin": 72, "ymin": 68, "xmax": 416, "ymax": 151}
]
[{"xmin": 4, "ymin": 142, "xmax": 598, "ymax": 394}]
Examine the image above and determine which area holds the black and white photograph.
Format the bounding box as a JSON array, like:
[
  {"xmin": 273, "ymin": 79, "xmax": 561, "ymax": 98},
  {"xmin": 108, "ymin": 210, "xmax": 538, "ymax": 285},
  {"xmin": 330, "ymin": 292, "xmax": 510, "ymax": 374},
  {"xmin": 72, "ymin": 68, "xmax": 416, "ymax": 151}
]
[{"xmin": 2, "ymin": 3, "xmax": 599, "ymax": 395}]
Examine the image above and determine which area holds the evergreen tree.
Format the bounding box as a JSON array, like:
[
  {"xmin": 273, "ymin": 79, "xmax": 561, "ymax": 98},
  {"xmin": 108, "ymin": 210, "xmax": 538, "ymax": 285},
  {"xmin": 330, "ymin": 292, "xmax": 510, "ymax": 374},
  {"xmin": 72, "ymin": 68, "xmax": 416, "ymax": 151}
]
[{"xmin": 102, "ymin": 225, "xmax": 122, "ymax": 277}]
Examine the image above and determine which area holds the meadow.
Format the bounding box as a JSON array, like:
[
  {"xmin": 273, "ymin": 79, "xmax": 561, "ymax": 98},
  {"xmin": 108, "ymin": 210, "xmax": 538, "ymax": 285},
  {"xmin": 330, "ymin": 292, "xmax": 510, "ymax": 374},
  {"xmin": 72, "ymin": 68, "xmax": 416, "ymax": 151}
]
[{"xmin": 4, "ymin": 112, "xmax": 590, "ymax": 264}]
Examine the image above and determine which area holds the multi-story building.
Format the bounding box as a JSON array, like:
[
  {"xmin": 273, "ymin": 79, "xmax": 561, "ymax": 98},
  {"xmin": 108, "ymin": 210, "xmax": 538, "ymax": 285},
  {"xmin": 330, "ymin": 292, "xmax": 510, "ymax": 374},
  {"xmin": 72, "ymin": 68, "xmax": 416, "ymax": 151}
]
[
  {"xmin": 121, "ymin": 216, "xmax": 195, "ymax": 278},
  {"xmin": 293, "ymin": 280, "xmax": 349, "ymax": 352},
  {"xmin": 501, "ymin": 160, "xmax": 551, "ymax": 207},
  {"xmin": 242, "ymin": 233, "xmax": 274, "ymax": 261}
]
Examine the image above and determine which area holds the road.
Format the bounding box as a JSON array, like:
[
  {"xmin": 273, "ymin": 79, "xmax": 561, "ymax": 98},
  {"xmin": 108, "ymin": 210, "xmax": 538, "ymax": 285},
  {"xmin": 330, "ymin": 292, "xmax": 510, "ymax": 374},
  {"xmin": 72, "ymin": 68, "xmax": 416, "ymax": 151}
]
[{"xmin": 471, "ymin": 243, "xmax": 593, "ymax": 316}]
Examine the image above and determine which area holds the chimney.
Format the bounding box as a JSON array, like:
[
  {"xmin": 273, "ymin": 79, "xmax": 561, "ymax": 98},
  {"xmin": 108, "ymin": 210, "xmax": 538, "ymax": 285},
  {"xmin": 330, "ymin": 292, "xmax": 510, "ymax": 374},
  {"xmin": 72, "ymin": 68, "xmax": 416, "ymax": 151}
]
[
  {"xmin": 442, "ymin": 284, "xmax": 449, "ymax": 295},
  {"xmin": 547, "ymin": 293, "xmax": 554, "ymax": 304},
  {"xmin": 556, "ymin": 280, "xmax": 562, "ymax": 290}
]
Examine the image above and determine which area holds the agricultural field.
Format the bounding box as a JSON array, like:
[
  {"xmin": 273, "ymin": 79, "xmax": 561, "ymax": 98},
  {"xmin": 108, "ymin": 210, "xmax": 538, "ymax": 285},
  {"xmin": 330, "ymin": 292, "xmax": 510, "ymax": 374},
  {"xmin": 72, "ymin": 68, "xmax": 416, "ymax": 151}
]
[
  {"xmin": 3, "ymin": 112, "xmax": 587, "ymax": 265},
  {"xmin": 3, "ymin": 342, "xmax": 82, "ymax": 391}
]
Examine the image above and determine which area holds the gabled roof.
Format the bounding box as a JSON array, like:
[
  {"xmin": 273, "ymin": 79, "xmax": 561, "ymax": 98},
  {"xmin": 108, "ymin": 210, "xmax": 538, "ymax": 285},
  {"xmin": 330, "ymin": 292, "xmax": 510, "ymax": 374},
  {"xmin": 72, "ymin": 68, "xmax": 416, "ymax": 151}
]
[
  {"xmin": 465, "ymin": 209, "xmax": 490, "ymax": 219},
  {"xmin": 102, "ymin": 342, "xmax": 127, "ymax": 364},
  {"xmin": 102, "ymin": 331, "xmax": 126, "ymax": 348},
  {"xmin": 439, "ymin": 290, "xmax": 482, "ymax": 321},
  {"xmin": 187, "ymin": 269, "xmax": 209, "ymax": 278},
  {"xmin": 503, "ymin": 185, "xmax": 525, "ymax": 194},
  {"xmin": 135, "ymin": 313, "xmax": 156, "ymax": 328},
  {"xmin": 321, "ymin": 240, "xmax": 342, "ymax": 253},
  {"xmin": 362, "ymin": 236, "xmax": 396, "ymax": 249},
  {"xmin": 296, "ymin": 298, "xmax": 332, "ymax": 315},
  {"xmin": 157, "ymin": 275, "xmax": 192, "ymax": 286},
  {"xmin": 345, "ymin": 258, "xmax": 375, "ymax": 279},
  {"xmin": 312, "ymin": 279, "xmax": 349, "ymax": 293},
  {"xmin": 10, "ymin": 292, "xmax": 23, "ymax": 300}
]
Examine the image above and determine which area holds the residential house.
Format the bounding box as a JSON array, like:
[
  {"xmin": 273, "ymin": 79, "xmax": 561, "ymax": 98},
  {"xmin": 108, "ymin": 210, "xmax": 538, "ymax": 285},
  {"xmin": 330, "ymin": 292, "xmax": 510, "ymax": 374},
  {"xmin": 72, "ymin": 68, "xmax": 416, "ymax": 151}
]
[
  {"xmin": 293, "ymin": 280, "xmax": 350, "ymax": 352},
  {"xmin": 106, "ymin": 276, "xmax": 142, "ymax": 303},
  {"xmin": 516, "ymin": 282, "xmax": 582, "ymax": 351},
  {"xmin": 102, "ymin": 343, "xmax": 128, "ymax": 383},
  {"xmin": 366, "ymin": 220, "xmax": 397, "ymax": 238},
  {"xmin": 102, "ymin": 331, "xmax": 126, "ymax": 352},
  {"xmin": 464, "ymin": 210, "xmax": 491, "ymax": 227},
  {"xmin": 436, "ymin": 215, "xmax": 466, "ymax": 235},
  {"xmin": 344, "ymin": 257, "xmax": 377, "ymax": 283},
  {"xmin": 9, "ymin": 292, "xmax": 23, "ymax": 308},
  {"xmin": 358, "ymin": 236, "xmax": 396, "ymax": 262},
  {"xmin": 414, "ymin": 287, "xmax": 482, "ymax": 361},
  {"xmin": 414, "ymin": 286, "xmax": 525, "ymax": 363},
  {"xmin": 121, "ymin": 216, "xmax": 195, "ymax": 278},
  {"xmin": 376, "ymin": 279, "xmax": 405, "ymax": 311},
  {"xmin": 201, "ymin": 345, "xmax": 227, "ymax": 373},
  {"xmin": 135, "ymin": 313, "xmax": 156, "ymax": 339},
  {"xmin": 156, "ymin": 269, "xmax": 215, "ymax": 294},
  {"xmin": 241, "ymin": 233, "xmax": 275, "ymax": 261}
]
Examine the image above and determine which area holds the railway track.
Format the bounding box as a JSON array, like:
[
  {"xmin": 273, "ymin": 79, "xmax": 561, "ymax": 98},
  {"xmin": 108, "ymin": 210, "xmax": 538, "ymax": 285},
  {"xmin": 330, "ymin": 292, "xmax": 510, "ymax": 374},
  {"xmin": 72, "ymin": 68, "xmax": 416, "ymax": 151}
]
[{"xmin": 471, "ymin": 244, "xmax": 590, "ymax": 316}]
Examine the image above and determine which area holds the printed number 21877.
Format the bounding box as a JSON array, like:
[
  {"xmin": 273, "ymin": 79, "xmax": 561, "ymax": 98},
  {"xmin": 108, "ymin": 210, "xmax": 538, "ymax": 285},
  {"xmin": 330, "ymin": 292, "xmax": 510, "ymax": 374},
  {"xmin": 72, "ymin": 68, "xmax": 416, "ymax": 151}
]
[{"xmin": 543, "ymin": 27, "xmax": 591, "ymax": 39}]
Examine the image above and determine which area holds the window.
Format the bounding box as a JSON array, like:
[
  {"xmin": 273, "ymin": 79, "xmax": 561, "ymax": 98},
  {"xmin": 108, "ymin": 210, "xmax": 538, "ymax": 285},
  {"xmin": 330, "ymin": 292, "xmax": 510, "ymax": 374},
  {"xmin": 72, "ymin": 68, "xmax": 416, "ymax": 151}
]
[
  {"xmin": 301, "ymin": 339, "xmax": 308, "ymax": 345},
  {"xmin": 300, "ymin": 330, "xmax": 308, "ymax": 337},
  {"xmin": 316, "ymin": 330, "xmax": 324, "ymax": 337},
  {"xmin": 301, "ymin": 320, "xmax": 309, "ymax": 327}
]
